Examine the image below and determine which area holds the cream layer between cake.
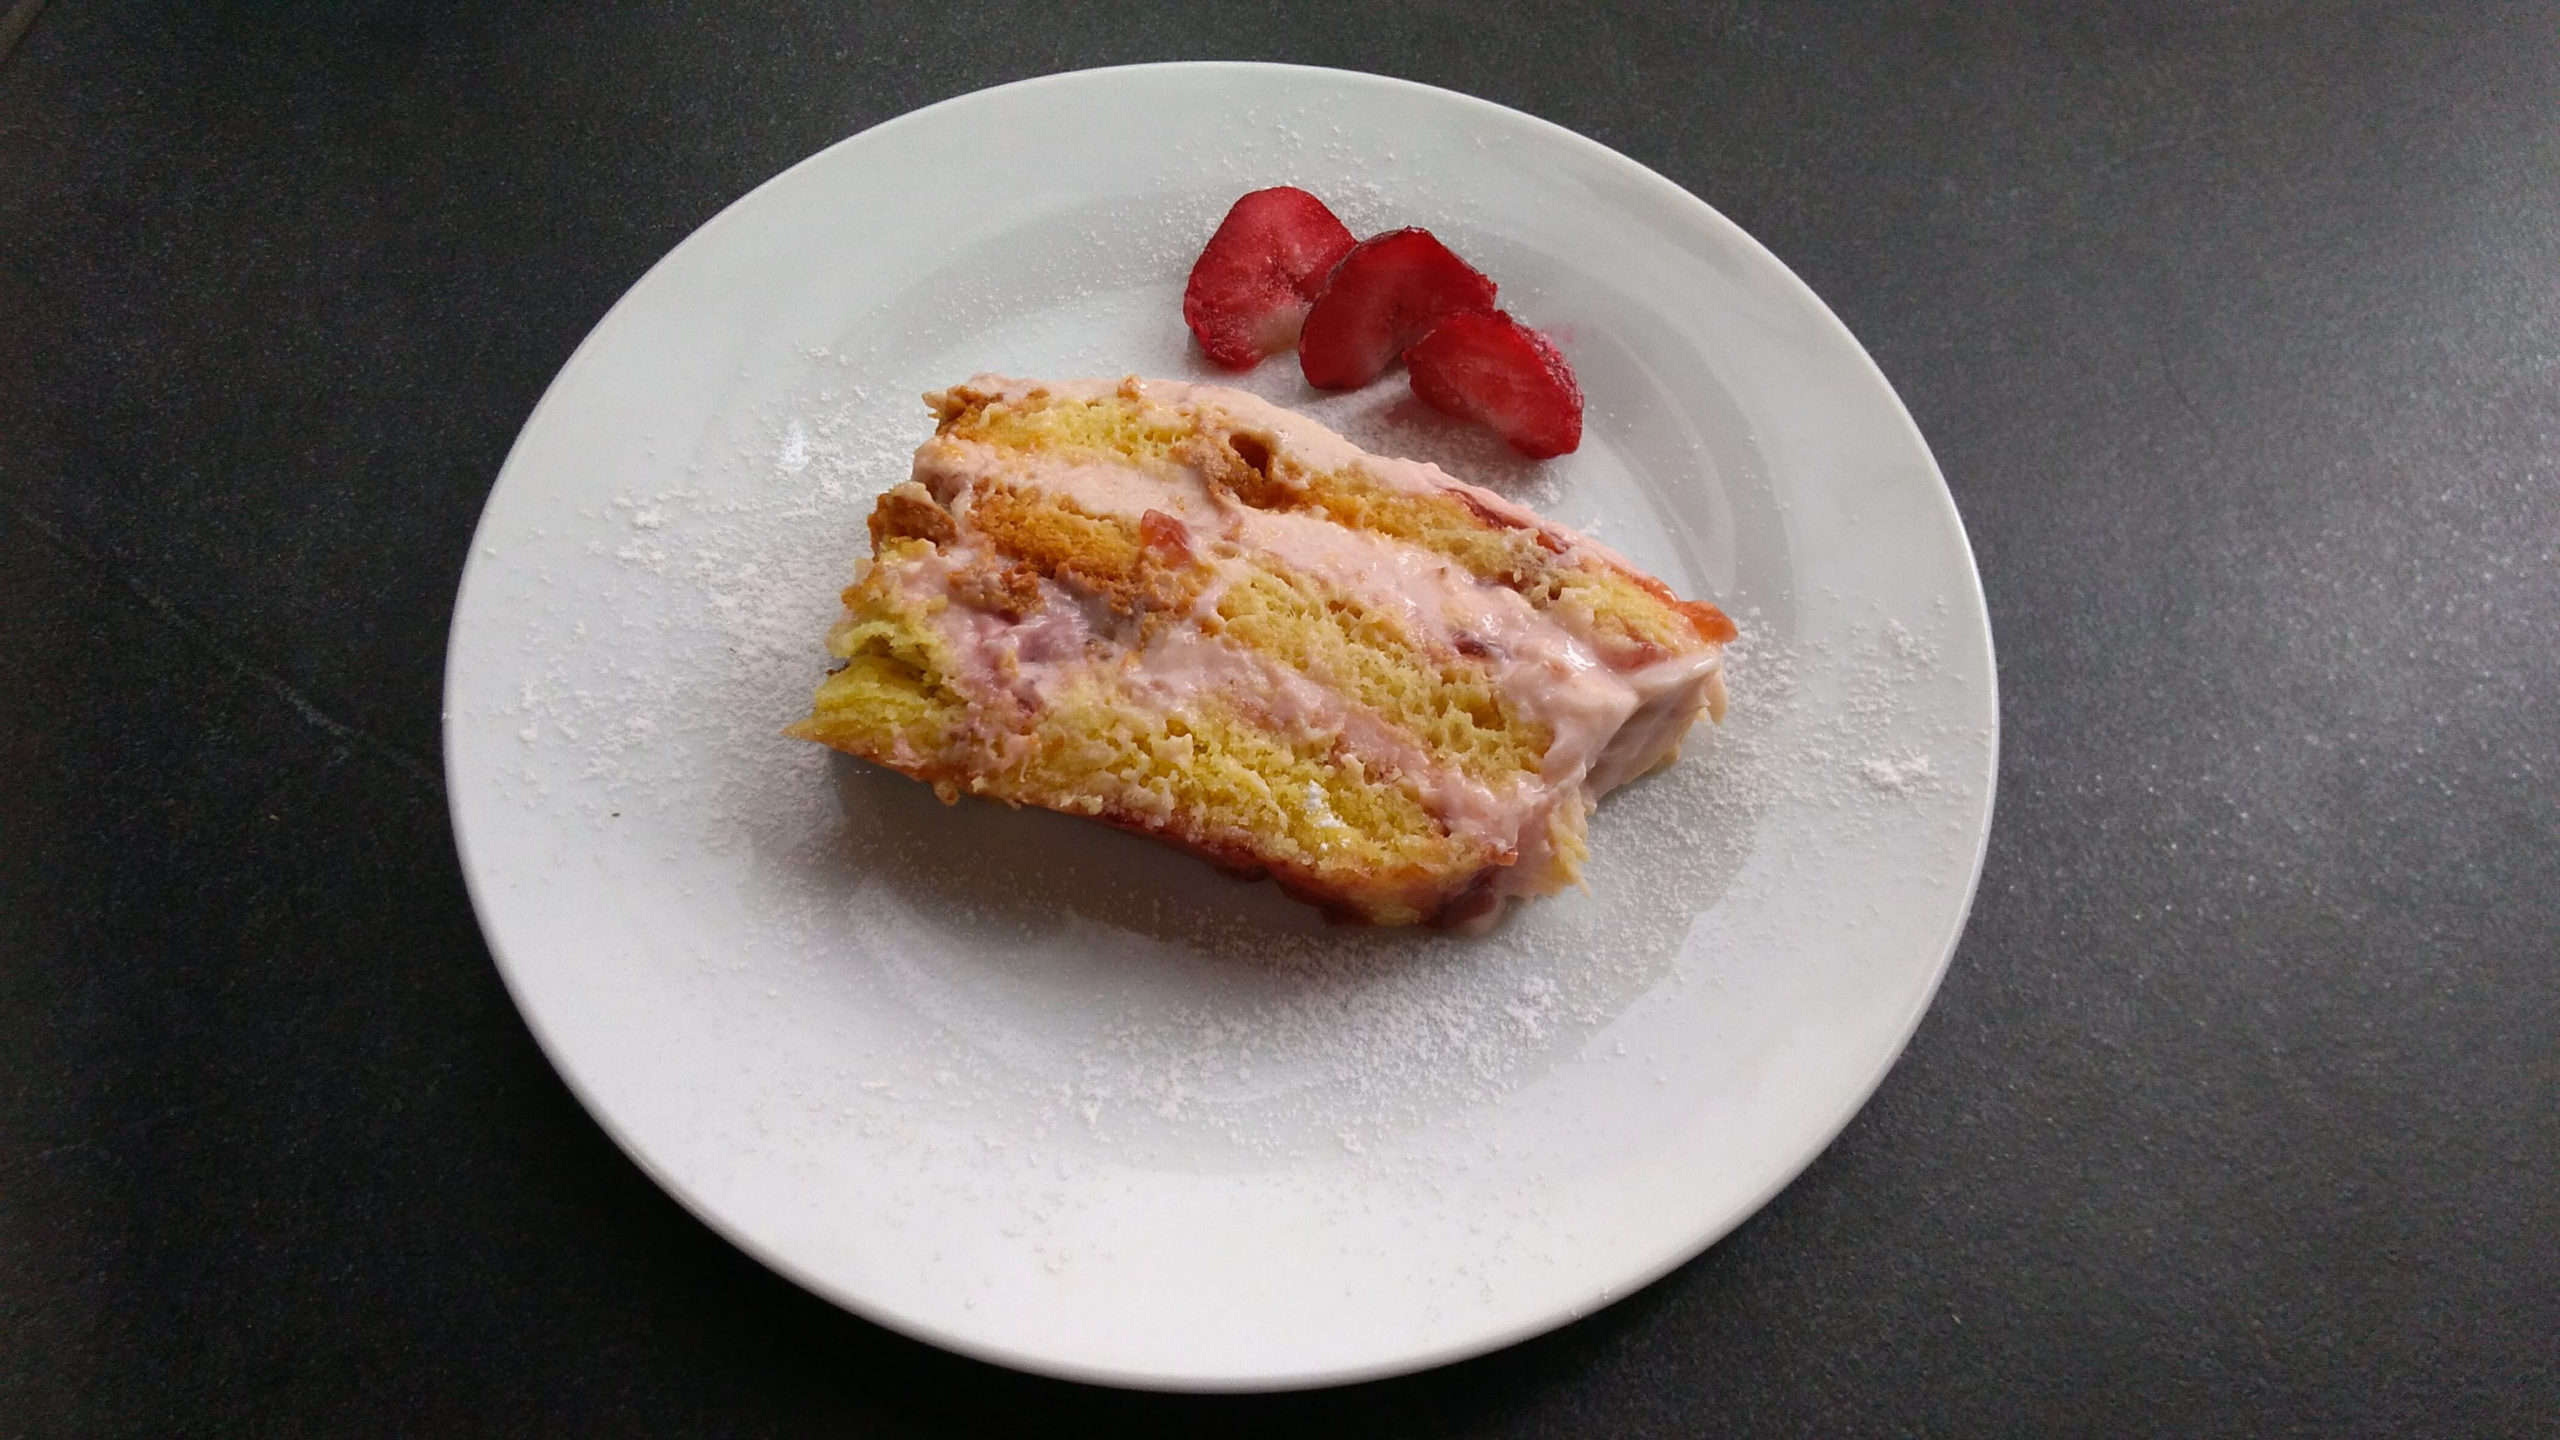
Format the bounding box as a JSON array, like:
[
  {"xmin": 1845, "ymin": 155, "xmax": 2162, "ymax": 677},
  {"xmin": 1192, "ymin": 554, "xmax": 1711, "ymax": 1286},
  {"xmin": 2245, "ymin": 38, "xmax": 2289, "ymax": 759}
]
[{"xmin": 808, "ymin": 375, "xmax": 1729, "ymax": 928}]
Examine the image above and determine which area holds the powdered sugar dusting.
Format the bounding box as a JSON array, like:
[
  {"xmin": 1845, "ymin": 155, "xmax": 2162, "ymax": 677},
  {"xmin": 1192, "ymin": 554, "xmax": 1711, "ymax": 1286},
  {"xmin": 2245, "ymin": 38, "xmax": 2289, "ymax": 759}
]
[
  {"xmin": 474, "ymin": 336, "xmax": 1968, "ymax": 1167},
  {"xmin": 458, "ymin": 95, "xmax": 1984, "ymax": 1178},
  {"xmin": 1860, "ymin": 753, "xmax": 1937, "ymax": 791},
  {"xmin": 441, "ymin": 70, "xmax": 1998, "ymax": 1375}
]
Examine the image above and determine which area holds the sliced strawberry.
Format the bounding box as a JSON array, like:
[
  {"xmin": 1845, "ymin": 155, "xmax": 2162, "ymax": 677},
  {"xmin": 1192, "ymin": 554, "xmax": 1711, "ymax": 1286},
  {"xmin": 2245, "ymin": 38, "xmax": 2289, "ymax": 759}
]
[
  {"xmin": 1298, "ymin": 228, "xmax": 1498, "ymax": 389},
  {"xmin": 1405, "ymin": 310, "xmax": 1585, "ymax": 458},
  {"xmin": 1182, "ymin": 187, "xmax": 1359, "ymax": 370}
]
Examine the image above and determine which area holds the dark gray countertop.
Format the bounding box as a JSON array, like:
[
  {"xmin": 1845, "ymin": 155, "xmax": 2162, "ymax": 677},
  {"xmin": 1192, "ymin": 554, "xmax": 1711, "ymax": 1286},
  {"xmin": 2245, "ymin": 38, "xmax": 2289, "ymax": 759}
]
[{"xmin": 4, "ymin": 3, "xmax": 2554, "ymax": 1433}]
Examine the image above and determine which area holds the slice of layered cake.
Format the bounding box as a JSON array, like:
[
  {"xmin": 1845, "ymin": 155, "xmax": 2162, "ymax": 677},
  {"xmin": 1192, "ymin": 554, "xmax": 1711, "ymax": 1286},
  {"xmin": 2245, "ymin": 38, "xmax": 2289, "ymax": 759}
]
[{"xmin": 787, "ymin": 376, "xmax": 1737, "ymax": 929}]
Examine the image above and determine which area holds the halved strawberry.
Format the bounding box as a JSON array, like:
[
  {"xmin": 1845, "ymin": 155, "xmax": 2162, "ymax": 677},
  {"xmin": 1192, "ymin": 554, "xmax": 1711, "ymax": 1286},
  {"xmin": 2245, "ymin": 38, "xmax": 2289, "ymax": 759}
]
[
  {"xmin": 1182, "ymin": 187, "xmax": 1359, "ymax": 370},
  {"xmin": 1298, "ymin": 228, "xmax": 1498, "ymax": 389},
  {"xmin": 1405, "ymin": 310, "xmax": 1585, "ymax": 458}
]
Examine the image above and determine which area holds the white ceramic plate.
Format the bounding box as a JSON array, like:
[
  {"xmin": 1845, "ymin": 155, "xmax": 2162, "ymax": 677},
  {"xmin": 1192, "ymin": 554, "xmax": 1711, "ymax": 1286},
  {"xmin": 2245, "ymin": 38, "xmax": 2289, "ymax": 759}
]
[{"xmin": 443, "ymin": 63, "xmax": 1995, "ymax": 1390}]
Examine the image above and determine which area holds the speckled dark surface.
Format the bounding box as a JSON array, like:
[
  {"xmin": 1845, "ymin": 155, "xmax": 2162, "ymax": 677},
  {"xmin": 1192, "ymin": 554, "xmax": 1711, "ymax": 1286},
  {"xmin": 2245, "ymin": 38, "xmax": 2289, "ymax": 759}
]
[{"xmin": 5, "ymin": 3, "xmax": 2555, "ymax": 1433}]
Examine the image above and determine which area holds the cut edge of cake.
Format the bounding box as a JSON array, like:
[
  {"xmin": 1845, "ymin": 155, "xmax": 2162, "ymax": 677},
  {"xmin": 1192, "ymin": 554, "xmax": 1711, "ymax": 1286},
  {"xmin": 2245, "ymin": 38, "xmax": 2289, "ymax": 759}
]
[{"xmin": 786, "ymin": 375, "xmax": 1734, "ymax": 930}]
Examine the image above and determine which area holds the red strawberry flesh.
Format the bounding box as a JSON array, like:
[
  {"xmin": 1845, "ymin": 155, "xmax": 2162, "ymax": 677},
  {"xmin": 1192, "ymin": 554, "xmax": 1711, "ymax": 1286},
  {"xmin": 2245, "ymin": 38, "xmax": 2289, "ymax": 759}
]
[
  {"xmin": 1182, "ymin": 187, "xmax": 1358, "ymax": 370},
  {"xmin": 1298, "ymin": 228, "xmax": 1498, "ymax": 389},
  {"xmin": 1405, "ymin": 310, "xmax": 1585, "ymax": 458}
]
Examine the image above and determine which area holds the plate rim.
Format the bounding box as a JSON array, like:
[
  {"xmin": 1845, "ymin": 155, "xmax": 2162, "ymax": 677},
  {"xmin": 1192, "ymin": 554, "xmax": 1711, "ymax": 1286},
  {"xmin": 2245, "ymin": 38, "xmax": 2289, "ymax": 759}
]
[{"xmin": 441, "ymin": 59, "xmax": 1999, "ymax": 1391}]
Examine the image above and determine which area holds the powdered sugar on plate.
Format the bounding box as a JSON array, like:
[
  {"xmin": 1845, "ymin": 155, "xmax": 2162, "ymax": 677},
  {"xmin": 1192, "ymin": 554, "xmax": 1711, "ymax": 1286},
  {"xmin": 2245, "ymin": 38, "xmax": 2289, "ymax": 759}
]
[
  {"xmin": 477, "ymin": 338, "xmax": 1963, "ymax": 1167},
  {"xmin": 443, "ymin": 64, "xmax": 1996, "ymax": 1386}
]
